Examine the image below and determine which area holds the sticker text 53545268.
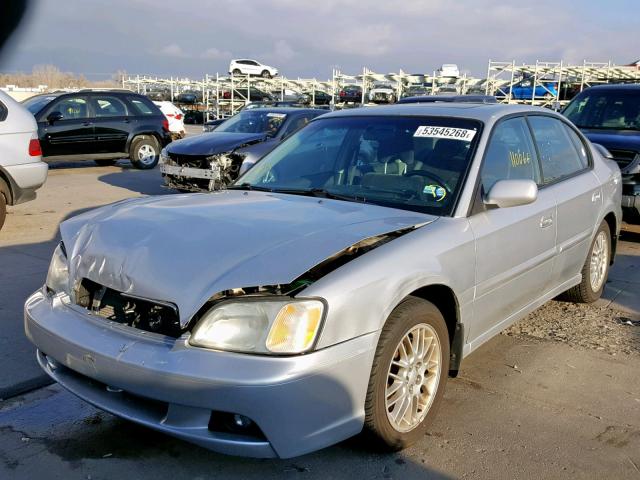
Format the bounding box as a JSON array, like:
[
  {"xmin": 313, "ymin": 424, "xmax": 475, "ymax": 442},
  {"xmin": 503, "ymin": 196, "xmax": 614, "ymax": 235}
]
[{"xmin": 414, "ymin": 126, "xmax": 477, "ymax": 141}]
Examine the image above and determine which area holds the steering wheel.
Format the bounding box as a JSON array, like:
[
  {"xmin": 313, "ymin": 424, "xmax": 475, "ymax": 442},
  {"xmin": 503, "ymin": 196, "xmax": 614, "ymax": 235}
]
[{"xmin": 408, "ymin": 170, "xmax": 452, "ymax": 193}]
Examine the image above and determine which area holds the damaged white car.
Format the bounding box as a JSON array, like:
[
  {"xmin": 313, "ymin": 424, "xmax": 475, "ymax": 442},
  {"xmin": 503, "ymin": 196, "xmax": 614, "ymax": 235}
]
[{"xmin": 26, "ymin": 103, "xmax": 621, "ymax": 458}]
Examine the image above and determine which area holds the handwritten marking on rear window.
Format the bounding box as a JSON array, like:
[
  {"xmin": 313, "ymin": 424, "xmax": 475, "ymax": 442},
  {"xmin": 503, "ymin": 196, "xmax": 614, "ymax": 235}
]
[{"xmin": 414, "ymin": 126, "xmax": 476, "ymax": 141}]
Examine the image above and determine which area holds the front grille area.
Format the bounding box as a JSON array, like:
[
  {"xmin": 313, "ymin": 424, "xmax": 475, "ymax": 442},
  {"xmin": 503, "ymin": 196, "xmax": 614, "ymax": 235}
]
[
  {"xmin": 75, "ymin": 278, "xmax": 182, "ymax": 337},
  {"xmin": 608, "ymin": 149, "xmax": 638, "ymax": 170},
  {"xmin": 168, "ymin": 152, "xmax": 210, "ymax": 169}
]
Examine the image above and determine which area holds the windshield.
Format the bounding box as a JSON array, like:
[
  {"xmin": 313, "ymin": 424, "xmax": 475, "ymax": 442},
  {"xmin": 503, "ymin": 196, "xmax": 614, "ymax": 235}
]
[
  {"xmin": 236, "ymin": 115, "xmax": 482, "ymax": 216},
  {"xmin": 564, "ymin": 90, "xmax": 640, "ymax": 130},
  {"xmin": 21, "ymin": 95, "xmax": 58, "ymax": 115},
  {"xmin": 215, "ymin": 110, "xmax": 287, "ymax": 136}
]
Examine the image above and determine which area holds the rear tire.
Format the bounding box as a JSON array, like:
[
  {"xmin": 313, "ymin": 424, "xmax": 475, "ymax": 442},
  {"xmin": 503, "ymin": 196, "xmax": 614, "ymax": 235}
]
[
  {"xmin": 94, "ymin": 159, "xmax": 117, "ymax": 166},
  {"xmin": 129, "ymin": 136, "xmax": 160, "ymax": 170},
  {"xmin": 363, "ymin": 296, "xmax": 449, "ymax": 451},
  {"xmin": 0, "ymin": 188, "xmax": 6, "ymax": 232},
  {"xmin": 561, "ymin": 221, "xmax": 611, "ymax": 303}
]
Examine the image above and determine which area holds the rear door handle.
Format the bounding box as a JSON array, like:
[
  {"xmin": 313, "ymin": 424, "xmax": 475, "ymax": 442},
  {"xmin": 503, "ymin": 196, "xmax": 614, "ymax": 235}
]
[
  {"xmin": 592, "ymin": 191, "xmax": 601, "ymax": 202},
  {"xmin": 82, "ymin": 121, "xmax": 93, "ymax": 126},
  {"xmin": 540, "ymin": 215, "xmax": 553, "ymax": 228}
]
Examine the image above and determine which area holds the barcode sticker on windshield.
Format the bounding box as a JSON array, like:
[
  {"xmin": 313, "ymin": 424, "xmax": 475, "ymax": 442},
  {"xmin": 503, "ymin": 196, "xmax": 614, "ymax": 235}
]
[
  {"xmin": 266, "ymin": 113, "xmax": 286, "ymax": 118},
  {"xmin": 414, "ymin": 126, "xmax": 477, "ymax": 141}
]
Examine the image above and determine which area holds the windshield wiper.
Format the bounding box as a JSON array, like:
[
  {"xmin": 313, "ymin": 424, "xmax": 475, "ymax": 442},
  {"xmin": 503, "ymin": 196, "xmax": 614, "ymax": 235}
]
[
  {"xmin": 270, "ymin": 187, "xmax": 367, "ymax": 203},
  {"xmin": 226, "ymin": 183, "xmax": 274, "ymax": 192}
]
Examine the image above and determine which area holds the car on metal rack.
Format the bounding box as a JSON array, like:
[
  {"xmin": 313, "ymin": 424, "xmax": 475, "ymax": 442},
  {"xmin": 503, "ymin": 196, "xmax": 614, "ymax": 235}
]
[
  {"xmin": 368, "ymin": 83, "xmax": 397, "ymax": 104},
  {"xmin": 159, "ymin": 107, "xmax": 325, "ymax": 191},
  {"xmin": 229, "ymin": 59, "xmax": 279, "ymax": 78},
  {"xmin": 0, "ymin": 90, "xmax": 48, "ymax": 231},
  {"xmin": 338, "ymin": 85, "xmax": 363, "ymax": 104},
  {"xmin": 21, "ymin": 89, "xmax": 172, "ymax": 169},
  {"xmin": 563, "ymin": 84, "xmax": 640, "ymax": 222},
  {"xmin": 26, "ymin": 102, "xmax": 621, "ymax": 459}
]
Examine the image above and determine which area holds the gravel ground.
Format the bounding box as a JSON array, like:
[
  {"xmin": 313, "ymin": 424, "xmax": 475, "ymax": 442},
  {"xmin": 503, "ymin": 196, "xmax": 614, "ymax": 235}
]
[{"xmin": 504, "ymin": 299, "xmax": 640, "ymax": 357}]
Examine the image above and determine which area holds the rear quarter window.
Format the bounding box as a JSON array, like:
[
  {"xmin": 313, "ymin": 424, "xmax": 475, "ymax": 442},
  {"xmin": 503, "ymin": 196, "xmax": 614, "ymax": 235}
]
[{"xmin": 126, "ymin": 96, "xmax": 159, "ymax": 116}]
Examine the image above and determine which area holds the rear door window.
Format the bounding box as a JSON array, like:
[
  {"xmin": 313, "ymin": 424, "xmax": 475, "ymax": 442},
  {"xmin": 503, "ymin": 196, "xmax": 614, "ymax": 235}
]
[
  {"xmin": 480, "ymin": 116, "xmax": 540, "ymax": 193},
  {"xmin": 91, "ymin": 96, "xmax": 128, "ymax": 117},
  {"xmin": 528, "ymin": 115, "xmax": 588, "ymax": 184}
]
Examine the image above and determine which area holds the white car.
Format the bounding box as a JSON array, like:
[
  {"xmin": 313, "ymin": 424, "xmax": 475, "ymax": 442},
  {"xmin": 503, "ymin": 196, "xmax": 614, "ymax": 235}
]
[
  {"xmin": 229, "ymin": 59, "xmax": 279, "ymax": 78},
  {"xmin": 368, "ymin": 83, "xmax": 397, "ymax": 103},
  {"xmin": 153, "ymin": 101, "xmax": 186, "ymax": 140},
  {"xmin": 0, "ymin": 90, "xmax": 48, "ymax": 231},
  {"xmin": 437, "ymin": 64, "xmax": 460, "ymax": 78}
]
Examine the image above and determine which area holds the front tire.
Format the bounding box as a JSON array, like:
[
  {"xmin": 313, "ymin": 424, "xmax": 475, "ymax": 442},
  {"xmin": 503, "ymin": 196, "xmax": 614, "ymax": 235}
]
[
  {"xmin": 561, "ymin": 221, "xmax": 611, "ymax": 303},
  {"xmin": 129, "ymin": 136, "xmax": 160, "ymax": 170},
  {"xmin": 363, "ymin": 296, "xmax": 449, "ymax": 451},
  {"xmin": 261, "ymin": 70, "xmax": 271, "ymax": 79}
]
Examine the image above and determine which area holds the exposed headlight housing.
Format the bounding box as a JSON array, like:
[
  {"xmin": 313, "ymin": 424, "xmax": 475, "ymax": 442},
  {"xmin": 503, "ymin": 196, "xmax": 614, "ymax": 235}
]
[
  {"xmin": 159, "ymin": 148, "xmax": 169, "ymax": 164},
  {"xmin": 189, "ymin": 298, "xmax": 325, "ymax": 355},
  {"xmin": 45, "ymin": 243, "xmax": 70, "ymax": 296}
]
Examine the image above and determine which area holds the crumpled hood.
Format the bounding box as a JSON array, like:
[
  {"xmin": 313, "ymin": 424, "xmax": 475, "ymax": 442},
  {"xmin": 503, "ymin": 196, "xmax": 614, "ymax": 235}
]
[
  {"xmin": 60, "ymin": 191, "xmax": 435, "ymax": 324},
  {"xmin": 167, "ymin": 131, "xmax": 267, "ymax": 156}
]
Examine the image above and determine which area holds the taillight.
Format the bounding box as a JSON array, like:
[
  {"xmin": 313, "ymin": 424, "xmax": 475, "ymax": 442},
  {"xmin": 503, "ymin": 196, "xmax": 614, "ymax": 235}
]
[
  {"xmin": 339, "ymin": 91, "xmax": 346, "ymax": 96},
  {"xmin": 162, "ymin": 118, "xmax": 169, "ymax": 131},
  {"xmin": 175, "ymin": 114, "xmax": 183, "ymax": 120},
  {"xmin": 29, "ymin": 138, "xmax": 42, "ymax": 157},
  {"xmin": 166, "ymin": 113, "xmax": 175, "ymax": 117}
]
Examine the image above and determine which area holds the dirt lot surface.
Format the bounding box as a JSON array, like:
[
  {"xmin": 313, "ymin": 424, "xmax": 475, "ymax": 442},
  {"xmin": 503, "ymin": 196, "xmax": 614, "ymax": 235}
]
[{"xmin": 0, "ymin": 147, "xmax": 639, "ymax": 478}]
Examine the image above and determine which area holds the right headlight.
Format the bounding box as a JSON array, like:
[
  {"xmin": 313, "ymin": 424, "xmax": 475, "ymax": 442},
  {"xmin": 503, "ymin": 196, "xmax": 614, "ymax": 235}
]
[
  {"xmin": 45, "ymin": 243, "xmax": 70, "ymax": 296},
  {"xmin": 189, "ymin": 298, "xmax": 325, "ymax": 355}
]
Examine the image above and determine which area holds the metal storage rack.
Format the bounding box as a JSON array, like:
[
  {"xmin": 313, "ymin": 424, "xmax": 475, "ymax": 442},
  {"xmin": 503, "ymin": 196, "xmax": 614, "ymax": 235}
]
[{"xmin": 485, "ymin": 60, "xmax": 640, "ymax": 107}]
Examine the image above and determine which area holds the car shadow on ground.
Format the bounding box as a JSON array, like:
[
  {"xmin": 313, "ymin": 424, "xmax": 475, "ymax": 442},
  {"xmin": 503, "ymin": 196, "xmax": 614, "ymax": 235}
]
[{"xmin": 97, "ymin": 166, "xmax": 170, "ymax": 196}]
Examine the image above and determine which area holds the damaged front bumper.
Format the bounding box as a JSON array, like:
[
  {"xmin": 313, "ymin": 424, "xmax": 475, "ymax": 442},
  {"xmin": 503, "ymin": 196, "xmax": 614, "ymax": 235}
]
[{"xmin": 24, "ymin": 289, "xmax": 377, "ymax": 458}]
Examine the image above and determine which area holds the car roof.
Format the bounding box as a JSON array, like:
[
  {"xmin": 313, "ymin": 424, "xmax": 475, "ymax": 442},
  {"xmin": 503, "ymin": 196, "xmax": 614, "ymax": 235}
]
[
  {"xmin": 241, "ymin": 107, "xmax": 322, "ymax": 114},
  {"xmin": 318, "ymin": 102, "xmax": 558, "ymax": 123}
]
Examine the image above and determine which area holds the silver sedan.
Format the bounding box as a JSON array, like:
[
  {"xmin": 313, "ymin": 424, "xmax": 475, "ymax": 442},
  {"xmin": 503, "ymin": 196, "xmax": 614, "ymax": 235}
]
[{"xmin": 25, "ymin": 103, "xmax": 622, "ymax": 458}]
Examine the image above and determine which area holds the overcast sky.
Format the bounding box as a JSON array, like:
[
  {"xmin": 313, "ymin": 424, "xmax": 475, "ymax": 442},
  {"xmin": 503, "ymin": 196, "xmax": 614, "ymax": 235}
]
[{"xmin": 2, "ymin": 0, "xmax": 639, "ymax": 80}]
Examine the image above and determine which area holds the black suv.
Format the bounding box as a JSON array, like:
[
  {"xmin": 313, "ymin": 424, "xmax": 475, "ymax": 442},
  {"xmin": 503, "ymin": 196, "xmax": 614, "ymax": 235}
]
[
  {"xmin": 22, "ymin": 90, "xmax": 172, "ymax": 169},
  {"xmin": 563, "ymin": 84, "xmax": 640, "ymax": 223}
]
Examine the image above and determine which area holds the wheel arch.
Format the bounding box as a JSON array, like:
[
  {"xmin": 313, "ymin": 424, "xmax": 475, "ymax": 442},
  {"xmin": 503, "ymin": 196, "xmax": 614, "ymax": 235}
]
[
  {"xmin": 0, "ymin": 166, "xmax": 15, "ymax": 205},
  {"xmin": 406, "ymin": 284, "xmax": 463, "ymax": 377},
  {"xmin": 602, "ymin": 211, "xmax": 617, "ymax": 264},
  {"xmin": 126, "ymin": 132, "xmax": 162, "ymax": 152}
]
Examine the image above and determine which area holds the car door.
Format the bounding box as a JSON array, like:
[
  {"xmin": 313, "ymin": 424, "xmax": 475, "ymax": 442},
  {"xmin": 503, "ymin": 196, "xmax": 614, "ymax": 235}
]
[
  {"xmin": 468, "ymin": 116, "xmax": 557, "ymax": 344},
  {"xmin": 89, "ymin": 94, "xmax": 130, "ymax": 154},
  {"xmin": 527, "ymin": 115, "xmax": 602, "ymax": 287},
  {"xmin": 247, "ymin": 60, "xmax": 261, "ymax": 75},
  {"xmin": 39, "ymin": 95, "xmax": 93, "ymax": 156}
]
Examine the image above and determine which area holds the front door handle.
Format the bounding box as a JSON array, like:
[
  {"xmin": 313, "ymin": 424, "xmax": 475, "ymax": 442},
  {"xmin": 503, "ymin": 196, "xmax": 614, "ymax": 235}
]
[
  {"xmin": 82, "ymin": 121, "xmax": 93, "ymax": 126},
  {"xmin": 592, "ymin": 191, "xmax": 601, "ymax": 202},
  {"xmin": 540, "ymin": 215, "xmax": 553, "ymax": 228}
]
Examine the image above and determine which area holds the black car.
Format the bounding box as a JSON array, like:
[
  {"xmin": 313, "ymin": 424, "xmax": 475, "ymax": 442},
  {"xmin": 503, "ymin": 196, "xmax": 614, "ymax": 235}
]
[
  {"xmin": 301, "ymin": 90, "xmax": 332, "ymax": 105},
  {"xmin": 160, "ymin": 108, "xmax": 325, "ymax": 191},
  {"xmin": 338, "ymin": 85, "xmax": 363, "ymax": 104},
  {"xmin": 220, "ymin": 88, "xmax": 274, "ymax": 102},
  {"xmin": 22, "ymin": 90, "xmax": 172, "ymax": 169},
  {"xmin": 563, "ymin": 84, "xmax": 640, "ymax": 223}
]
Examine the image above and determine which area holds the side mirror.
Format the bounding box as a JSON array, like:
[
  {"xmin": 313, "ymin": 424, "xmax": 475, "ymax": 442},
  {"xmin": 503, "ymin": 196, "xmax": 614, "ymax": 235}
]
[
  {"xmin": 47, "ymin": 111, "xmax": 64, "ymax": 124},
  {"xmin": 592, "ymin": 143, "xmax": 614, "ymax": 160},
  {"xmin": 484, "ymin": 179, "xmax": 538, "ymax": 208}
]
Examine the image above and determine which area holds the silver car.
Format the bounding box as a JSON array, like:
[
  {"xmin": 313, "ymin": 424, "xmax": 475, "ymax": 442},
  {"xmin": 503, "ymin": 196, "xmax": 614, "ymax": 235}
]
[{"xmin": 25, "ymin": 103, "xmax": 622, "ymax": 458}]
